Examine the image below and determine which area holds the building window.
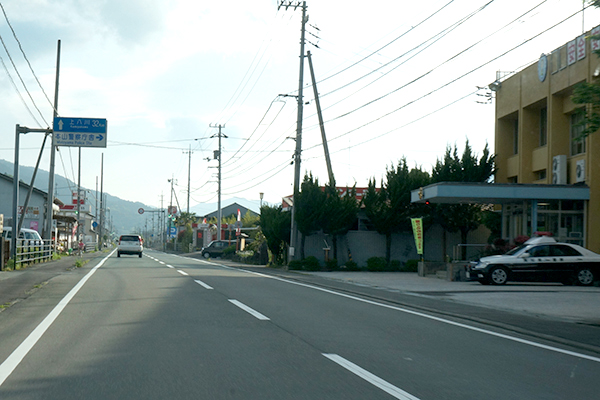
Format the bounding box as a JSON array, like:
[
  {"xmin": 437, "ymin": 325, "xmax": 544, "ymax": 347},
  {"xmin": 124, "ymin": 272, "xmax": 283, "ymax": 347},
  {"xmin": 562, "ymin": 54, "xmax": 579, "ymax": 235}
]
[
  {"xmin": 513, "ymin": 119, "xmax": 519, "ymax": 155},
  {"xmin": 570, "ymin": 112, "xmax": 585, "ymax": 155},
  {"xmin": 508, "ymin": 176, "xmax": 518, "ymax": 183},
  {"xmin": 536, "ymin": 169, "xmax": 547, "ymax": 180},
  {"xmin": 540, "ymin": 107, "xmax": 547, "ymax": 146}
]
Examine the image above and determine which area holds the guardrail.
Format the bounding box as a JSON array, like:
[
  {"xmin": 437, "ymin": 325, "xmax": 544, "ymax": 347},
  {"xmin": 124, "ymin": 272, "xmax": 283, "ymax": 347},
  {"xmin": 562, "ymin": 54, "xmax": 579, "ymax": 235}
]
[{"xmin": 15, "ymin": 239, "xmax": 55, "ymax": 266}]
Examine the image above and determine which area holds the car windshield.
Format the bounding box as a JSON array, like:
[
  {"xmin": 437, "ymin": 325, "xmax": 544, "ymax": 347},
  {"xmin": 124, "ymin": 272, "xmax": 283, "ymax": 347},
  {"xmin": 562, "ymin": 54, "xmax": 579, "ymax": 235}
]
[
  {"xmin": 121, "ymin": 235, "xmax": 140, "ymax": 242},
  {"xmin": 504, "ymin": 244, "xmax": 527, "ymax": 256}
]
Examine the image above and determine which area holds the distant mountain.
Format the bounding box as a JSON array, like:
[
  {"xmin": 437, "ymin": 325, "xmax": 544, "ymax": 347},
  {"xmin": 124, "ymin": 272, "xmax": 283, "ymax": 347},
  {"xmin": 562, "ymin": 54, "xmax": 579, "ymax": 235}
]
[{"xmin": 0, "ymin": 159, "xmax": 151, "ymax": 235}]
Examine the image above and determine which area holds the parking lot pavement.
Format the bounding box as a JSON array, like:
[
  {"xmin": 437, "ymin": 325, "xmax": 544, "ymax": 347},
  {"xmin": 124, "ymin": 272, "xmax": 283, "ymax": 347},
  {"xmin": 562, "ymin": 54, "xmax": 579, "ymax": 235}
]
[{"xmin": 299, "ymin": 271, "xmax": 600, "ymax": 324}]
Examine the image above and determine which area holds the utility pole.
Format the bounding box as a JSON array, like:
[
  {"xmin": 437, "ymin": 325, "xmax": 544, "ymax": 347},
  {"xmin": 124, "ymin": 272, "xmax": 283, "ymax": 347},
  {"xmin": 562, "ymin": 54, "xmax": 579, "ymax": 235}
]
[
  {"xmin": 184, "ymin": 145, "xmax": 193, "ymax": 214},
  {"xmin": 279, "ymin": 0, "xmax": 307, "ymax": 261},
  {"xmin": 160, "ymin": 193, "xmax": 165, "ymax": 251},
  {"xmin": 168, "ymin": 176, "xmax": 176, "ymax": 248},
  {"xmin": 209, "ymin": 124, "xmax": 226, "ymax": 241},
  {"xmin": 45, "ymin": 40, "xmax": 61, "ymax": 243},
  {"xmin": 307, "ymin": 50, "xmax": 335, "ymax": 185}
]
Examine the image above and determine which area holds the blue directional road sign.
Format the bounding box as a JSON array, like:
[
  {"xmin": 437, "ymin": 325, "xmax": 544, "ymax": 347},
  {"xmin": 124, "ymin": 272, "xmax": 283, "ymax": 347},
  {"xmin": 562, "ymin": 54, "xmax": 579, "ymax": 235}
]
[{"xmin": 53, "ymin": 117, "xmax": 108, "ymax": 148}]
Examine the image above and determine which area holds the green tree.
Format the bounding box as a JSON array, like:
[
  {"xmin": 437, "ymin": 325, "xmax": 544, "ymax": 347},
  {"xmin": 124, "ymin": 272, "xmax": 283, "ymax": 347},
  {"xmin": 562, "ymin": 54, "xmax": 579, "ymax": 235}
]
[
  {"xmin": 172, "ymin": 212, "xmax": 198, "ymax": 252},
  {"xmin": 431, "ymin": 140, "xmax": 496, "ymax": 260},
  {"xmin": 260, "ymin": 204, "xmax": 290, "ymax": 265},
  {"xmin": 242, "ymin": 210, "xmax": 260, "ymax": 227},
  {"xmin": 294, "ymin": 173, "xmax": 326, "ymax": 259},
  {"xmin": 363, "ymin": 159, "xmax": 430, "ymax": 264},
  {"xmin": 322, "ymin": 183, "xmax": 359, "ymax": 262},
  {"xmin": 572, "ymin": 2, "xmax": 600, "ymax": 137}
]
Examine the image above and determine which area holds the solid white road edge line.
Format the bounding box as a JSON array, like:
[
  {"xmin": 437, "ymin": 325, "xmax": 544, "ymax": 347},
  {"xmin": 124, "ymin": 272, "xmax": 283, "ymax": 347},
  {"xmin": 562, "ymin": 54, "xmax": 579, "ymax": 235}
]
[
  {"xmin": 228, "ymin": 299, "xmax": 270, "ymax": 320},
  {"xmin": 216, "ymin": 265, "xmax": 600, "ymax": 364},
  {"xmin": 0, "ymin": 249, "xmax": 117, "ymax": 387},
  {"xmin": 194, "ymin": 280, "xmax": 213, "ymax": 289},
  {"xmin": 323, "ymin": 354, "xmax": 420, "ymax": 400}
]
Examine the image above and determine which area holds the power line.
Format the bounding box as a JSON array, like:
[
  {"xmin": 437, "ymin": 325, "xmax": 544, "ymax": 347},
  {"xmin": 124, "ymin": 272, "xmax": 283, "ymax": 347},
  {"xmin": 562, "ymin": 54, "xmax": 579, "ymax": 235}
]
[
  {"xmin": 0, "ymin": 54, "xmax": 41, "ymax": 125},
  {"xmin": 0, "ymin": 30, "xmax": 48, "ymax": 126},
  {"xmin": 312, "ymin": 0, "xmax": 457, "ymax": 87},
  {"xmin": 0, "ymin": 1, "xmax": 56, "ymax": 114},
  {"xmin": 299, "ymin": 0, "xmax": 565, "ymax": 151},
  {"xmin": 299, "ymin": 3, "xmax": 587, "ymax": 160}
]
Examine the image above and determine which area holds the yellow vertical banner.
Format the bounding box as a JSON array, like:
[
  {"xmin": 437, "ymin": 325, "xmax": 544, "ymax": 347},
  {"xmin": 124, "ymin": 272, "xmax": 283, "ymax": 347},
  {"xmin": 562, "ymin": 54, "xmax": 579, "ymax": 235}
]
[{"xmin": 411, "ymin": 218, "xmax": 424, "ymax": 255}]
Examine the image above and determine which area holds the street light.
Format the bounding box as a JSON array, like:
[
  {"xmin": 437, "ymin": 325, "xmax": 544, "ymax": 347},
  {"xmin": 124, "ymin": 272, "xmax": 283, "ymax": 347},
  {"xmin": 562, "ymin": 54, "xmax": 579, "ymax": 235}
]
[{"xmin": 259, "ymin": 192, "xmax": 264, "ymax": 209}]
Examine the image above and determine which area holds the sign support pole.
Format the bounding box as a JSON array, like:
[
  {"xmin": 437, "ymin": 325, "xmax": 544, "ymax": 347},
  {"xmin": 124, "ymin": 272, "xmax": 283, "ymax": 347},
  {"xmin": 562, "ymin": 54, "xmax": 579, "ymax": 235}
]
[
  {"xmin": 77, "ymin": 147, "xmax": 82, "ymax": 255},
  {"xmin": 45, "ymin": 39, "xmax": 61, "ymax": 244}
]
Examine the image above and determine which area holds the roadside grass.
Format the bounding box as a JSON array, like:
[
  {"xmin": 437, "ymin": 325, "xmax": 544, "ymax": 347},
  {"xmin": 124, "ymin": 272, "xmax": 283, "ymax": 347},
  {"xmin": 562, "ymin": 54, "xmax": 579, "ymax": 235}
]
[{"xmin": 75, "ymin": 258, "xmax": 89, "ymax": 268}]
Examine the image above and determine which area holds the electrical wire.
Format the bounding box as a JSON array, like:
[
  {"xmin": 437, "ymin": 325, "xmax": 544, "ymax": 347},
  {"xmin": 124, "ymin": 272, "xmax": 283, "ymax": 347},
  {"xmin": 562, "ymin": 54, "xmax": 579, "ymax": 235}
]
[
  {"xmin": 0, "ymin": 54, "xmax": 41, "ymax": 125},
  {"xmin": 312, "ymin": 0, "xmax": 456, "ymax": 87},
  {"xmin": 314, "ymin": 2, "xmax": 587, "ymax": 148},
  {"xmin": 217, "ymin": 0, "xmax": 583, "ymax": 196},
  {"xmin": 0, "ymin": 31, "xmax": 48, "ymax": 126},
  {"xmin": 0, "ymin": 1, "xmax": 56, "ymax": 114},
  {"xmin": 222, "ymin": 159, "xmax": 291, "ymax": 196}
]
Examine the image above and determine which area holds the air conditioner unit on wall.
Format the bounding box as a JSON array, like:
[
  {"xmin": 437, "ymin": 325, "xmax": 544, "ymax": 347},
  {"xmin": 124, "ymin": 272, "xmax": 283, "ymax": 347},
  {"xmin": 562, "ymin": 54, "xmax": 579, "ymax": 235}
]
[
  {"xmin": 552, "ymin": 155, "xmax": 567, "ymax": 184},
  {"xmin": 576, "ymin": 159, "xmax": 586, "ymax": 183}
]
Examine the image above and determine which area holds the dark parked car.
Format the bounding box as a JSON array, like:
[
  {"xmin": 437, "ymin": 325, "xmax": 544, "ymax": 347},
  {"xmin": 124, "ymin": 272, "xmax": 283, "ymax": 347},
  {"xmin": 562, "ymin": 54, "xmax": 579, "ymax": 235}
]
[
  {"xmin": 200, "ymin": 240, "xmax": 233, "ymax": 259},
  {"xmin": 467, "ymin": 236, "xmax": 600, "ymax": 286}
]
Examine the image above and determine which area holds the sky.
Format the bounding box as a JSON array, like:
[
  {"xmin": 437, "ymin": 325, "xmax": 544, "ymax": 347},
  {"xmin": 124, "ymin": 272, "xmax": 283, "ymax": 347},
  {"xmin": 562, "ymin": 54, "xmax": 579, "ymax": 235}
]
[{"xmin": 1, "ymin": 0, "xmax": 599, "ymax": 212}]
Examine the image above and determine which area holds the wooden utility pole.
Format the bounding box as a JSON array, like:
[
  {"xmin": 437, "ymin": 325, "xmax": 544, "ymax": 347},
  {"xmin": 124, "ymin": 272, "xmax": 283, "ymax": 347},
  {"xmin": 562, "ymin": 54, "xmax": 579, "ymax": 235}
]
[
  {"xmin": 210, "ymin": 124, "xmax": 226, "ymax": 240},
  {"xmin": 279, "ymin": 0, "xmax": 307, "ymax": 261},
  {"xmin": 184, "ymin": 145, "xmax": 193, "ymax": 213}
]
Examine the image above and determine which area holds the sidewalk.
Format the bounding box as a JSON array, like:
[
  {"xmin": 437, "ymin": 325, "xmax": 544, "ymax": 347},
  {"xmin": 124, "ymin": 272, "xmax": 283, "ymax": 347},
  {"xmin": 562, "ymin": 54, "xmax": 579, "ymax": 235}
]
[
  {"xmin": 0, "ymin": 250, "xmax": 107, "ymax": 307},
  {"xmin": 300, "ymin": 271, "xmax": 600, "ymax": 324}
]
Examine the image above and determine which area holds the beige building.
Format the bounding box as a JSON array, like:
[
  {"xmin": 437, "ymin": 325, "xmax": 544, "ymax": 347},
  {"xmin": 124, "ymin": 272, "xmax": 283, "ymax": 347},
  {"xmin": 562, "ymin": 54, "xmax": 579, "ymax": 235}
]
[{"xmin": 494, "ymin": 27, "xmax": 600, "ymax": 252}]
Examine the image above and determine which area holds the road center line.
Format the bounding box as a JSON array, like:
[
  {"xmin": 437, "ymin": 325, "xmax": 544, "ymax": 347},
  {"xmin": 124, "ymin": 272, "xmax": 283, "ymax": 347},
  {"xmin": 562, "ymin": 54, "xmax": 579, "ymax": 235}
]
[
  {"xmin": 194, "ymin": 280, "xmax": 213, "ymax": 289},
  {"xmin": 228, "ymin": 299, "xmax": 270, "ymax": 320},
  {"xmin": 323, "ymin": 354, "xmax": 420, "ymax": 400},
  {"xmin": 177, "ymin": 270, "xmax": 189, "ymax": 276},
  {"xmin": 216, "ymin": 265, "xmax": 600, "ymax": 364},
  {"xmin": 0, "ymin": 249, "xmax": 116, "ymax": 387}
]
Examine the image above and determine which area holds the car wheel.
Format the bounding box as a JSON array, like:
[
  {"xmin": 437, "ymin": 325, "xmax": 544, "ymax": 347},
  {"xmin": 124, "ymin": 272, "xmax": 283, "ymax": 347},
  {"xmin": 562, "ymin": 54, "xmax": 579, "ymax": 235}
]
[
  {"xmin": 489, "ymin": 266, "xmax": 509, "ymax": 285},
  {"xmin": 576, "ymin": 268, "xmax": 595, "ymax": 286},
  {"xmin": 203, "ymin": 252, "xmax": 210, "ymax": 259}
]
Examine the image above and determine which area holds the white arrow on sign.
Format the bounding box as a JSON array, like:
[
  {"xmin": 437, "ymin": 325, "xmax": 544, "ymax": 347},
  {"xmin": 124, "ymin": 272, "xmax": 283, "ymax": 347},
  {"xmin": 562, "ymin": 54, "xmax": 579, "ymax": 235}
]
[{"xmin": 58, "ymin": 120, "xmax": 64, "ymax": 130}]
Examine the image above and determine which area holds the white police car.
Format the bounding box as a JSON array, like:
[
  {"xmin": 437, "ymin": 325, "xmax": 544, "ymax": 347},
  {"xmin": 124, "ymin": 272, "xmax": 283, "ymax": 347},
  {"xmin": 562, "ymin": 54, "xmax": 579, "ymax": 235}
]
[{"xmin": 468, "ymin": 236, "xmax": 600, "ymax": 286}]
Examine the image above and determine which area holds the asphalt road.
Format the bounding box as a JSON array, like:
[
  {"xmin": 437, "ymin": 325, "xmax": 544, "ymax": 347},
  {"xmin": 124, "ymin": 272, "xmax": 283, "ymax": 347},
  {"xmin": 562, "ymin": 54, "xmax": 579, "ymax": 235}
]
[{"xmin": 0, "ymin": 250, "xmax": 599, "ymax": 399}]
